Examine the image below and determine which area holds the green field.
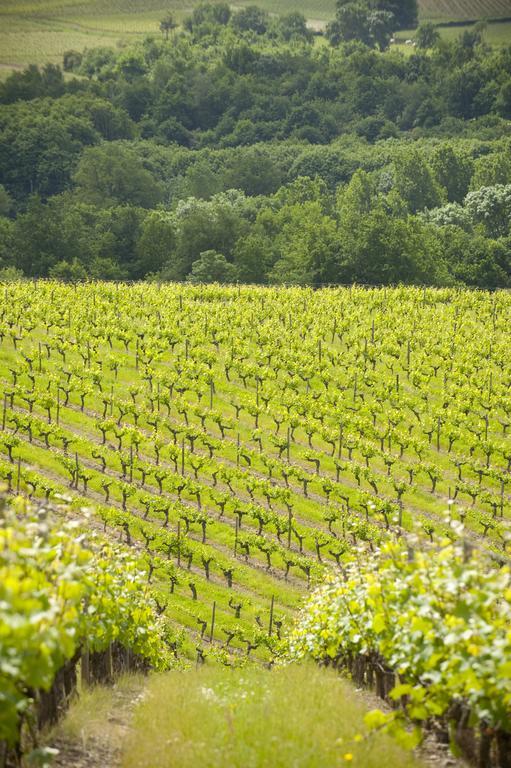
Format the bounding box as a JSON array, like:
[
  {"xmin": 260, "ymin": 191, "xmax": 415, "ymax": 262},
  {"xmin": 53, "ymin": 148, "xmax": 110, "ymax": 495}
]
[
  {"xmin": 0, "ymin": 0, "xmax": 509, "ymax": 71},
  {"xmin": 1, "ymin": 281, "xmax": 509, "ymax": 666},
  {"xmin": 394, "ymin": 18, "xmax": 511, "ymax": 52},
  {"xmin": 0, "ymin": 1, "xmax": 174, "ymax": 70},
  {"xmin": 420, "ymin": 0, "xmax": 511, "ymax": 21}
]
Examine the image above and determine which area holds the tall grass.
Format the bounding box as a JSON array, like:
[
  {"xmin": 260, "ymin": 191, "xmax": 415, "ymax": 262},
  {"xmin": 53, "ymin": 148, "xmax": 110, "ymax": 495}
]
[
  {"xmin": 53, "ymin": 674, "xmax": 145, "ymax": 751},
  {"xmin": 122, "ymin": 664, "xmax": 423, "ymax": 768}
]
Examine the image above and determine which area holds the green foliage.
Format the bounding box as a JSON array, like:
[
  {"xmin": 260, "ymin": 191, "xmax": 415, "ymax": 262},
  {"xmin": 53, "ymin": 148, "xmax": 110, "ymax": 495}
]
[
  {"xmin": 49, "ymin": 258, "xmax": 88, "ymax": 281},
  {"xmin": 472, "ymin": 147, "xmax": 511, "ymax": 188},
  {"xmin": 187, "ymin": 249, "xmax": 239, "ymax": 284},
  {"xmin": 10, "ymin": 196, "xmax": 144, "ymax": 277},
  {"xmin": 276, "ymin": 12, "xmax": 313, "ymax": 42},
  {"xmin": 327, "ymin": 0, "xmax": 417, "ymax": 47},
  {"xmin": 0, "ymin": 64, "xmax": 65, "ymax": 104},
  {"xmin": 222, "ymin": 149, "xmax": 283, "ymax": 197},
  {"xmin": 0, "ymin": 495, "xmax": 172, "ymax": 748},
  {"xmin": 373, "ymin": 0, "xmax": 417, "ymax": 29},
  {"xmin": 267, "ymin": 199, "xmax": 340, "ymax": 285},
  {"xmin": 496, "ymin": 79, "xmax": 511, "ymax": 119},
  {"xmin": 0, "ymin": 265, "xmax": 23, "ymax": 281},
  {"xmin": 341, "ymin": 205, "xmax": 448, "ymax": 284},
  {"xmin": 433, "ymin": 226, "xmax": 510, "ymax": 287},
  {"xmin": 169, "ymin": 191, "xmax": 250, "ymax": 279},
  {"xmin": 73, "ymin": 144, "xmax": 164, "ymax": 208},
  {"xmin": 136, "ymin": 210, "xmax": 176, "ymax": 276},
  {"xmin": 231, "ymin": 5, "xmax": 269, "ymax": 34},
  {"xmin": 0, "ymin": 217, "xmax": 15, "ymax": 271},
  {"xmin": 0, "ymin": 185, "xmax": 13, "ymax": 217},
  {"xmin": 429, "ymin": 144, "xmax": 473, "ymax": 203},
  {"xmin": 423, "ymin": 202, "xmax": 472, "ymax": 231},
  {"xmin": 288, "ymin": 537, "xmax": 511, "ymax": 735},
  {"xmin": 415, "ymin": 22, "xmax": 440, "ymax": 49},
  {"xmin": 465, "ymin": 184, "xmax": 511, "ymax": 238},
  {"xmin": 1, "ymin": 19, "xmax": 511, "ymax": 286},
  {"xmin": 393, "ymin": 148, "xmax": 445, "ymax": 213},
  {"xmin": 326, "ymin": 3, "xmax": 394, "ymax": 50},
  {"xmin": 0, "ymin": 94, "xmax": 134, "ymax": 199},
  {"xmin": 184, "ymin": 2, "xmax": 231, "ymax": 36}
]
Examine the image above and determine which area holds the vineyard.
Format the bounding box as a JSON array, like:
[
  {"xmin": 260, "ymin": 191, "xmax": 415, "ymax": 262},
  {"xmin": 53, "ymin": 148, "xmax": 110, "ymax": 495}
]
[
  {"xmin": 1, "ymin": 0, "xmax": 509, "ymax": 71},
  {"xmin": 419, "ymin": 0, "xmax": 511, "ymax": 21},
  {"xmin": 1, "ymin": 281, "xmax": 511, "ymax": 763},
  {"xmin": 1, "ymin": 281, "xmax": 510, "ymax": 643},
  {"xmin": 0, "ymin": 493, "xmax": 170, "ymax": 762},
  {"xmin": 290, "ymin": 538, "xmax": 511, "ymax": 765}
]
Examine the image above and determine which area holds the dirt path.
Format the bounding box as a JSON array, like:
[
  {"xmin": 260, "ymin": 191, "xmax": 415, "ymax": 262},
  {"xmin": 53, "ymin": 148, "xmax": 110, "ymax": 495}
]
[
  {"xmin": 353, "ymin": 685, "xmax": 467, "ymax": 768},
  {"xmin": 48, "ymin": 678, "xmax": 145, "ymax": 768},
  {"xmin": 47, "ymin": 668, "xmax": 468, "ymax": 768}
]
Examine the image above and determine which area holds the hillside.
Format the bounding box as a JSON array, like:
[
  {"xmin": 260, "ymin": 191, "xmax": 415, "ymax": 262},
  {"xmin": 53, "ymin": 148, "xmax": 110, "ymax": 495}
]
[
  {"xmin": 2, "ymin": 0, "xmax": 511, "ymax": 765},
  {"xmin": 0, "ymin": 0, "xmax": 509, "ymax": 69},
  {"xmin": 2, "ymin": 23, "xmax": 511, "ymax": 291},
  {"xmin": 2, "ymin": 280, "xmax": 510, "ymax": 767},
  {"xmin": 1, "ymin": 281, "xmax": 509, "ymax": 664},
  {"xmin": 420, "ymin": 0, "xmax": 511, "ymax": 20}
]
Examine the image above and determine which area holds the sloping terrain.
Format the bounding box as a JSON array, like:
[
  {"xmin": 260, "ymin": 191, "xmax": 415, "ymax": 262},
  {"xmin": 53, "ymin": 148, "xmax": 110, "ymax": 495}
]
[{"xmin": 1, "ymin": 282, "xmax": 509, "ymax": 664}]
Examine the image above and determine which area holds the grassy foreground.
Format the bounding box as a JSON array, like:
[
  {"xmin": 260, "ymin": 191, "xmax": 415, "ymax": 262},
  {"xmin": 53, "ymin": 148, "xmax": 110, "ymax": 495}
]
[{"xmin": 121, "ymin": 664, "xmax": 423, "ymax": 768}]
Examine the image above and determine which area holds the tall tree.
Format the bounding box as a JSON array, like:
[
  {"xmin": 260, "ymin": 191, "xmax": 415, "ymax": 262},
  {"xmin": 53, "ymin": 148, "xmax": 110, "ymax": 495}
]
[
  {"xmin": 136, "ymin": 210, "xmax": 176, "ymax": 276},
  {"xmin": 429, "ymin": 145, "xmax": 473, "ymax": 203},
  {"xmin": 393, "ymin": 149, "xmax": 445, "ymax": 213},
  {"xmin": 184, "ymin": 2, "xmax": 231, "ymax": 31},
  {"xmin": 73, "ymin": 144, "xmax": 164, "ymax": 208},
  {"xmin": 160, "ymin": 13, "xmax": 177, "ymax": 40},
  {"xmin": 372, "ymin": 0, "xmax": 418, "ymax": 29},
  {"xmin": 415, "ymin": 22, "xmax": 440, "ymax": 49},
  {"xmin": 327, "ymin": 2, "xmax": 394, "ymax": 50},
  {"xmin": 187, "ymin": 250, "xmax": 239, "ymax": 283},
  {"xmin": 231, "ymin": 6, "xmax": 268, "ymax": 34}
]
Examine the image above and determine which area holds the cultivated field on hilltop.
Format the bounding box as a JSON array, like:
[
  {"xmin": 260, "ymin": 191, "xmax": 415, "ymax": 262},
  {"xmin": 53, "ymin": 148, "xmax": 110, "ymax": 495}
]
[
  {"xmin": 420, "ymin": 0, "xmax": 511, "ymax": 20},
  {"xmin": 1, "ymin": 281, "xmax": 510, "ymax": 666},
  {"xmin": 0, "ymin": 0, "xmax": 509, "ymax": 71}
]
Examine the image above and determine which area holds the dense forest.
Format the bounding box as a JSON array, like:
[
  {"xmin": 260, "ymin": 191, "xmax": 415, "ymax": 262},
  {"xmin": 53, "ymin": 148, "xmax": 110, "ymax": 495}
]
[{"xmin": 0, "ymin": 1, "xmax": 511, "ymax": 287}]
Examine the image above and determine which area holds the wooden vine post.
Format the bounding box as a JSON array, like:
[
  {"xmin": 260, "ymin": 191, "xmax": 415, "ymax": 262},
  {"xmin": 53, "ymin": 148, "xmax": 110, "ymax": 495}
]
[
  {"xmin": 209, "ymin": 601, "xmax": 216, "ymax": 643},
  {"xmin": 81, "ymin": 645, "xmax": 90, "ymax": 688},
  {"xmin": 268, "ymin": 594, "xmax": 275, "ymax": 637}
]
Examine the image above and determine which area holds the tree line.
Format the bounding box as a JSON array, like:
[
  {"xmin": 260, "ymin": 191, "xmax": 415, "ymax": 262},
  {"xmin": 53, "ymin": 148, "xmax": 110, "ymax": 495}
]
[{"xmin": 0, "ymin": 3, "xmax": 510, "ymax": 287}]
